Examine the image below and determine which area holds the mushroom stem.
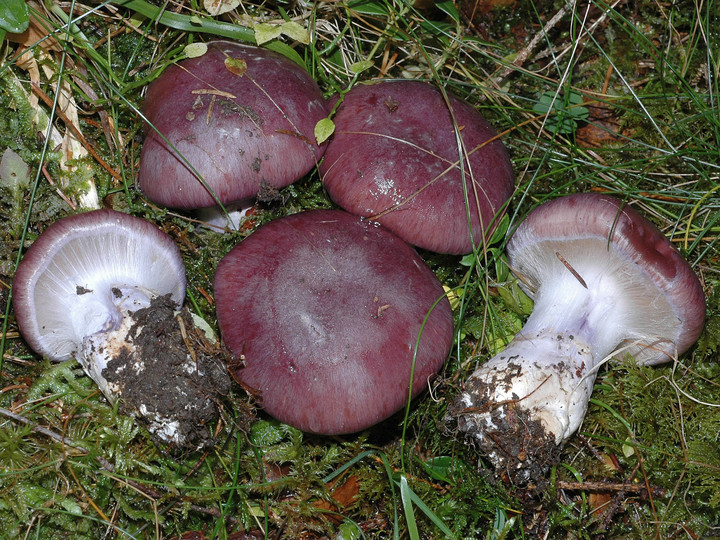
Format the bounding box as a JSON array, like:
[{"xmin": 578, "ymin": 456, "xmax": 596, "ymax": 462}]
[
  {"xmin": 451, "ymin": 272, "xmax": 623, "ymax": 483},
  {"xmin": 78, "ymin": 286, "xmax": 155, "ymax": 404},
  {"xmin": 12, "ymin": 209, "xmax": 231, "ymax": 449}
]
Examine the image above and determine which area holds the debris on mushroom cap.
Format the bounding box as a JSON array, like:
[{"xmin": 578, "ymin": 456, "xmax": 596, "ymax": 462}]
[
  {"xmin": 12, "ymin": 209, "xmax": 231, "ymax": 449},
  {"xmin": 138, "ymin": 40, "xmax": 329, "ymax": 212},
  {"xmin": 214, "ymin": 209, "xmax": 454, "ymax": 435},
  {"xmin": 447, "ymin": 193, "xmax": 706, "ymax": 487},
  {"xmin": 319, "ymin": 80, "xmax": 514, "ymax": 255}
]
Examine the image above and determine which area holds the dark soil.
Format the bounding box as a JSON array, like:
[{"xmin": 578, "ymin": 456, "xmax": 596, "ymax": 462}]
[
  {"xmin": 447, "ymin": 376, "xmax": 561, "ymax": 490},
  {"xmin": 103, "ymin": 295, "xmax": 232, "ymax": 451}
]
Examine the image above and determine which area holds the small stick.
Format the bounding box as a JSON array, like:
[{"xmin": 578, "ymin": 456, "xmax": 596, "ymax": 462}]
[
  {"xmin": 556, "ymin": 251, "xmax": 588, "ymax": 289},
  {"xmin": 493, "ymin": 0, "xmax": 576, "ymax": 85},
  {"xmin": 42, "ymin": 163, "xmax": 77, "ymax": 210},
  {"xmin": 31, "ymin": 82, "xmax": 123, "ymax": 182},
  {"xmin": 557, "ymin": 480, "xmax": 665, "ymax": 497}
]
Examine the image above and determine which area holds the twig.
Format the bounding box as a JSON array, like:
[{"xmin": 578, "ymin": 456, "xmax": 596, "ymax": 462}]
[
  {"xmin": 31, "ymin": 82, "xmax": 123, "ymax": 183},
  {"xmin": 0, "ymin": 406, "xmax": 88, "ymax": 451},
  {"xmin": 557, "ymin": 480, "xmax": 666, "ymax": 497},
  {"xmin": 493, "ymin": 0, "xmax": 576, "ymax": 85}
]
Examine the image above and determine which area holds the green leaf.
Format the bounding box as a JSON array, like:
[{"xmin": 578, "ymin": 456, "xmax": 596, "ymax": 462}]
[
  {"xmin": 0, "ymin": 0, "xmax": 29, "ymax": 33},
  {"xmin": 570, "ymin": 105, "xmax": 589, "ymax": 119},
  {"xmin": 224, "ymin": 57, "xmax": 247, "ymax": 75},
  {"xmin": 459, "ymin": 253, "xmax": 476, "ymax": 267},
  {"xmin": 347, "ymin": 0, "xmax": 389, "ymax": 15},
  {"xmin": 0, "ymin": 148, "xmax": 31, "ymax": 190},
  {"xmin": 254, "ymin": 22, "xmax": 282, "ymax": 45},
  {"xmin": 533, "ymin": 90, "xmax": 589, "ymax": 134},
  {"xmin": 350, "ymin": 59, "xmax": 373, "ymax": 73},
  {"xmin": 496, "ymin": 280, "xmax": 534, "ymax": 316},
  {"xmin": 399, "ymin": 476, "xmax": 420, "ymax": 540},
  {"xmin": 423, "ymin": 456, "xmax": 454, "ymax": 483},
  {"xmin": 315, "ymin": 117, "xmax": 335, "ymax": 145},
  {"xmin": 533, "ymin": 91, "xmax": 557, "ymax": 115},
  {"xmin": 336, "ymin": 520, "xmax": 363, "ymax": 540},
  {"xmin": 281, "ymin": 21, "xmax": 310, "ymax": 44},
  {"xmin": 184, "ymin": 42, "xmax": 208, "ymax": 58},
  {"xmin": 435, "ymin": 0, "xmax": 460, "ymax": 23},
  {"xmin": 204, "ymin": 0, "xmax": 240, "ymax": 16},
  {"xmin": 622, "ymin": 436, "xmax": 636, "ymax": 457},
  {"xmin": 398, "ymin": 475, "xmax": 455, "ymax": 538},
  {"xmin": 489, "ymin": 212, "xmax": 510, "ymax": 245}
]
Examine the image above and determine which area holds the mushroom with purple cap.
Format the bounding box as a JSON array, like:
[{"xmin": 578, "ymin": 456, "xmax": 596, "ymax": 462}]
[
  {"xmin": 138, "ymin": 41, "xmax": 329, "ymax": 229},
  {"xmin": 319, "ymin": 80, "xmax": 514, "ymax": 255},
  {"xmin": 448, "ymin": 193, "xmax": 706, "ymax": 484},
  {"xmin": 214, "ymin": 209, "xmax": 454, "ymax": 435},
  {"xmin": 12, "ymin": 209, "xmax": 229, "ymax": 448}
]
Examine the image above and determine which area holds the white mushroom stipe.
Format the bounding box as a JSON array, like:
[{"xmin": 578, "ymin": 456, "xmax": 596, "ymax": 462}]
[{"xmin": 449, "ymin": 193, "xmax": 706, "ymax": 486}]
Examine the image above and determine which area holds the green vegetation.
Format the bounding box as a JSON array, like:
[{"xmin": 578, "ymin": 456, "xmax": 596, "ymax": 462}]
[{"xmin": 0, "ymin": 0, "xmax": 718, "ymax": 537}]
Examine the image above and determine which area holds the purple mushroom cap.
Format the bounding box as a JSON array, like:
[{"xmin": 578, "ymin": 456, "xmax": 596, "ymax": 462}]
[
  {"xmin": 138, "ymin": 41, "xmax": 329, "ymax": 210},
  {"xmin": 319, "ymin": 80, "xmax": 514, "ymax": 254},
  {"xmin": 214, "ymin": 209, "xmax": 454, "ymax": 435}
]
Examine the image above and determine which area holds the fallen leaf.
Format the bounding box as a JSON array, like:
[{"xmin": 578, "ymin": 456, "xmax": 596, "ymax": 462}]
[
  {"xmin": 588, "ymin": 492, "xmax": 613, "ymax": 516},
  {"xmin": 224, "ymin": 57, "xmax": 247, "ymax": 76},
  {"xmin": 313, "ymin": 475, "xmax": 361, "ymax": 523},
  {"xmin": 254, "ymin": 22, "xmax": 282, "ymax": 45},
  {"xmin": 314, "ymin": 117, "xmax": 335, "ymax": 145},
  {"xmin": 184, "ymin": 42, "xmax": 208, "ymax": 59},
  {"xmin": 280, "ymin": 21, "xmax": 310, "ymax": 44},
  {"xmin": 576, "ymin": 102, "xmax": 622, "ymax": 148}
]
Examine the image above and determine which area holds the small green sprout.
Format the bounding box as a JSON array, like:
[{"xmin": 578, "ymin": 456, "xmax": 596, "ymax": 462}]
[{"xmin": 533, "ymin": 89, "xmax": 589, "ymax": 135}]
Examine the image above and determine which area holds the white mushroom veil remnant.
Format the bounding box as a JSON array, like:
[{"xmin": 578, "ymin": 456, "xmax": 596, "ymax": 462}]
[
  {"xmin": 447, "ymin": 193, "xmax": 706, "ymax": 486},
  {"xmin": 13, "ymin": 209, "xmax": 230, "ymax": 449}
]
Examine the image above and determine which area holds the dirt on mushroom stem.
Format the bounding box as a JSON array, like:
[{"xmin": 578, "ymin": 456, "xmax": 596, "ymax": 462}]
[
  {"xmin": 447, "ymin": 373, "xmax": 561, "ymax": 490},
  {"xmin": 101, "ymin": 294, "xmax": 234, "ymax": 451}
]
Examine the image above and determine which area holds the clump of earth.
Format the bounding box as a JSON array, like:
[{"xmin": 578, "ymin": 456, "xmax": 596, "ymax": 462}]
[{"xmin": 102, "ymin": 295, "xmax": 232, "ymax": 450}]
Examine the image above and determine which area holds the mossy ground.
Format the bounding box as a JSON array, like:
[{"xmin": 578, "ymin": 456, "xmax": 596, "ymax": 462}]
[{"xmin": 1, "ymin": 0, "xmax": 719, "ymax": 538}]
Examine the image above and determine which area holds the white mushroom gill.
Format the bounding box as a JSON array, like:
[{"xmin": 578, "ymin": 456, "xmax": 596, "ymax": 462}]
[{"xmin": 16, "ymin": 215, "xmax": 186, "ymax": 353}]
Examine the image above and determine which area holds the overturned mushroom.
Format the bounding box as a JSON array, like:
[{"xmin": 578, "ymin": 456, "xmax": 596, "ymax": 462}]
[
  {"xmin": 449, "ymin": 193, "xmax": 705, "ymax": 484},
  {"xmin": 12, "ymin": 209, "xmax": 229, "ymax": 449}
]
